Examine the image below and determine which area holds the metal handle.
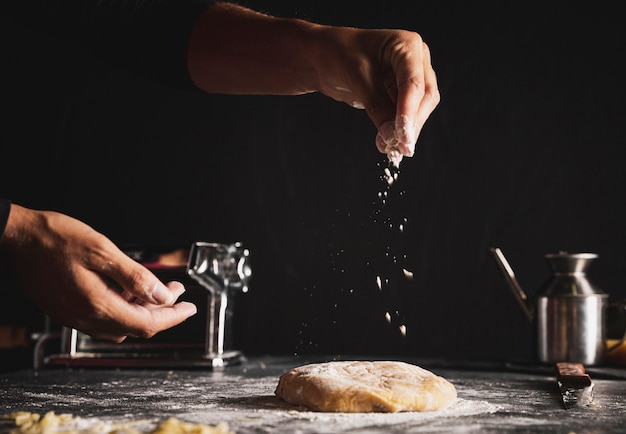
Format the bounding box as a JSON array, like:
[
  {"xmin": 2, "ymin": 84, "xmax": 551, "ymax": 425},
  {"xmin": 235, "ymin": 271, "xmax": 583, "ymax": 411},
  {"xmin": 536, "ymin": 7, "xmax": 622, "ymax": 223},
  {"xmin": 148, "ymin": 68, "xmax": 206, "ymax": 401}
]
[{"xmin": 490, "ymin": 247, "xmax": 533, "ymax": 321}]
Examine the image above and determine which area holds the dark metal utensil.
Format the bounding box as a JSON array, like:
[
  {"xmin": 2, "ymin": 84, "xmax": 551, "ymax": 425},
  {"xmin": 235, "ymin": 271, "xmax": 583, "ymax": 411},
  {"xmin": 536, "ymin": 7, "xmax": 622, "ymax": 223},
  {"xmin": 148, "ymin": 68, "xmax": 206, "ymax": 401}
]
[{"xmin": 556, "ymin": 362, "xmax": 594, "ymax": 409}]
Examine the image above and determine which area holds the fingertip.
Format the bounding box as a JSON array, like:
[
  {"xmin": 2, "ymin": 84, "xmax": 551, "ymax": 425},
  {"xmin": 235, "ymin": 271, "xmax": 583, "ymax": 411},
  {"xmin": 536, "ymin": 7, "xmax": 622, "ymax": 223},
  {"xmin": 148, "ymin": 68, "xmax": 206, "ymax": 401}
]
[
  {"xmin": 178, "ymin": 301, "xmax": 198, "ymax": 318},
  {"xmin": 173, "ymin": 301, "xmax": 198, "ymax": 322},
  {"xmin": 396, "ymin": 114, "xmax": 418, "ymax": 152},
  {"xmin": 375, "ymin": 132, "xmax": 388, "ymax": 154},
  {"xmin": 166, "ymin": 280, "xmax": 185, "ymax": 290},
  {"xmin": 166, "ymin": 281, "xmax": 186, "ymax": 299}
]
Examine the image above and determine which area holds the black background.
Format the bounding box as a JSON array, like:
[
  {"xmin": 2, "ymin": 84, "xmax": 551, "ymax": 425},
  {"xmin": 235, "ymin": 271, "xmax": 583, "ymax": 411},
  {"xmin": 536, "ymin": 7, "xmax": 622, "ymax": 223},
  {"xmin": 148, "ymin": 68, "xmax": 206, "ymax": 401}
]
[{"xmin": 1, "ymin": 0, "xmax": 625, "ymax": 369}]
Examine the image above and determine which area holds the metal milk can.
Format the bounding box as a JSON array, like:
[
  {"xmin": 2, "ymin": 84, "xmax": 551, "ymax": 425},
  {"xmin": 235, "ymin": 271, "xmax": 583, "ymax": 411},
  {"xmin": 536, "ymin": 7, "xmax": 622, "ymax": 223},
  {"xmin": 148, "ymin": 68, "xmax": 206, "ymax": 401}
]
[{"xmin": 491, "ymin": 247, "xmax": 608, "ymax": 365}]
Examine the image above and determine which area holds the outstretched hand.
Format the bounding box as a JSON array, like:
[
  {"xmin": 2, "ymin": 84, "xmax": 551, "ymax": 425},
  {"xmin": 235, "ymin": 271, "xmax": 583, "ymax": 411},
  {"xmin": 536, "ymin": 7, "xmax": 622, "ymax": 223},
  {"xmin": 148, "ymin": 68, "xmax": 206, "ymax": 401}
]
[{"xmin": 0, "ymin": 204, "xmax": 197, "ymax": 342}]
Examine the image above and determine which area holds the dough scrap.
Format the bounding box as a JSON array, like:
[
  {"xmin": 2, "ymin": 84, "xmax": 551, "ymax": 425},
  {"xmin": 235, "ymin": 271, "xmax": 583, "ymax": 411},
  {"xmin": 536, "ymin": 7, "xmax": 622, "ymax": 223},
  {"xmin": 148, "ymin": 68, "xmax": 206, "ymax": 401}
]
[
  {"xmin": 2, "ymin": 412, "xmax": 233, "ymax": 434},
  {"xmin": 274, "ymin": 360, "xmax": 457, "ymax": 413}
]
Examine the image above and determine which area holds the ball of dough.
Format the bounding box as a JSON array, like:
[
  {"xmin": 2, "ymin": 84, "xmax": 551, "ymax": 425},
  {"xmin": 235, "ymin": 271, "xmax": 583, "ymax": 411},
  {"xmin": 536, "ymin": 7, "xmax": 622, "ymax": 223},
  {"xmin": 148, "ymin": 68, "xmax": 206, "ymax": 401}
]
[{"xmin": 274, "ymin": 360, "xmax": 457, "ymax": 413}]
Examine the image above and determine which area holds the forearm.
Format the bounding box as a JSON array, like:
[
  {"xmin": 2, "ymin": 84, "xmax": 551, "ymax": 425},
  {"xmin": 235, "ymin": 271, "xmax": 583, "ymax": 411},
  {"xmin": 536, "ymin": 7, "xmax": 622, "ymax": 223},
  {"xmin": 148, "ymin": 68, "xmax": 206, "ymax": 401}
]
[{"xmin": 187, "ymin": 2, "xmax": 323, "ymax": 95}]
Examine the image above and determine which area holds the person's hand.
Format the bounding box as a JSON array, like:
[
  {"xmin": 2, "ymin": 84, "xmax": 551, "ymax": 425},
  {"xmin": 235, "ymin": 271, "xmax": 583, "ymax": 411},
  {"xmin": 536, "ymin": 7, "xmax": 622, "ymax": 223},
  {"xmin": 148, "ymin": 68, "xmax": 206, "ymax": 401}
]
[
  {"xmin": 311, "ymin": 26, "xmax": 440, "ymax": 166},
  {"xmin": 0, "ymin": 204, "xmax": 197, "ymax": 342},
  {"xmin": 187, "ymin": 3, "xmax": 439, "ymax": 166}
]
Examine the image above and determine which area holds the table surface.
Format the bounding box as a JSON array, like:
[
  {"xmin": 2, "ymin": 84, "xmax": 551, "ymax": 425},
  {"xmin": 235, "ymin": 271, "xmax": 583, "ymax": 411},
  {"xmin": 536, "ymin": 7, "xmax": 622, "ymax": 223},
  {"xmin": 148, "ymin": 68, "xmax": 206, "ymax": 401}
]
[{"xmin": 2, "ymin": 356, "xmax": 626, "ymax": 433}]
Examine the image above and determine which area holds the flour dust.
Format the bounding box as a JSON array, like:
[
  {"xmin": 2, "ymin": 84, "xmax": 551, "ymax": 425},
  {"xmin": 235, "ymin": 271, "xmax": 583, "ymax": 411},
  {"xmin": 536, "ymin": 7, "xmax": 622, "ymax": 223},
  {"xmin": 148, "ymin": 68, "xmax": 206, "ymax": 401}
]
[
  {"xmin": 374, "ymin": 158, "xmax": 413, "ymax": 339},
  {"xmin": 293, "ymin": 155, "xmax": 414, "ymax": 355}
]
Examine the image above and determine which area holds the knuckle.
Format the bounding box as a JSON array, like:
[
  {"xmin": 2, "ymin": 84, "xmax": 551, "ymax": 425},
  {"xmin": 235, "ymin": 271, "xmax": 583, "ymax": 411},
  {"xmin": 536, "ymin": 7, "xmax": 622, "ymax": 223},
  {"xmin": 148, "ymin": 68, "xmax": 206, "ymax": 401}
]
[
  {"xmin": 127, "ymin": 267, "xmax": 154, "ymax": 299},
  {"xmin": 429, "ymin": 87, "xmax": 441, "ymax": 106}
]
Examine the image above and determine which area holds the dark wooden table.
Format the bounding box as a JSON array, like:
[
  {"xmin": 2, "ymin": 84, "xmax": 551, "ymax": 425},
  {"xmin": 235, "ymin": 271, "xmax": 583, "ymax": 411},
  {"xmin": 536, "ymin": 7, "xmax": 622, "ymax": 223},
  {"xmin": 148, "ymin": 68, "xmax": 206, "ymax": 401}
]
[{"xmin": 2, "ymin": 356, "xmax": 626, "ymax": 433}]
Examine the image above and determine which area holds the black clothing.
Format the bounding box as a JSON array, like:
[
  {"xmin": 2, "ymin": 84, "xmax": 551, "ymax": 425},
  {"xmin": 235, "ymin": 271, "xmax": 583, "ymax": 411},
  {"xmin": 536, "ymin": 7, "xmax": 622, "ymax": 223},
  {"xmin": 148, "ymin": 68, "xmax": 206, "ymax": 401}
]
[
  {"xmin": 0, "ymin": 0, "xmax": 220, "ymax": 239},
  {"xmin": 0, "ymin": 199, "xmax": 10, "ymax": 240},
  {"xmin": 4, "ymin": 0, "xmax": 218, "ymax": 89}
]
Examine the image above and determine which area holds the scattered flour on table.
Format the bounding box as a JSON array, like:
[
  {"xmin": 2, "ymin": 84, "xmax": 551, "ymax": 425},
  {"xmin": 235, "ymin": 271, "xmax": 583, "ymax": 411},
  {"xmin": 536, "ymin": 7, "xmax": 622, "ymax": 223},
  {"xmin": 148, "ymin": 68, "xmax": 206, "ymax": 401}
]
[
  {"xmin": 4, "ymin": 375, "xmax": 501, "ymax": 433},
  {"xmin": 176, "ymin": 397, "xmax": 500, "ymax": 433}
]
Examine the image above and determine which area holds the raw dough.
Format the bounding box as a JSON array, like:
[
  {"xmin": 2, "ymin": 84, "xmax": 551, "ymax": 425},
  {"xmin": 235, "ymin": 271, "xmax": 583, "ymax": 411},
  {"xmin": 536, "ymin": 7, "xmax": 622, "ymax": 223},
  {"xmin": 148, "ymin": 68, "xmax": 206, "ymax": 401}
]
[
  {"xmin": 274, "ymin": 360, "xmax": 457, "ymax": 413},
  {"xmin": 152, "ymin": 417, "xmax": 234, "ymax": 434},
  {"xmin": 2, "ymin": 412, "xmax": 233, "ymax": 434}
]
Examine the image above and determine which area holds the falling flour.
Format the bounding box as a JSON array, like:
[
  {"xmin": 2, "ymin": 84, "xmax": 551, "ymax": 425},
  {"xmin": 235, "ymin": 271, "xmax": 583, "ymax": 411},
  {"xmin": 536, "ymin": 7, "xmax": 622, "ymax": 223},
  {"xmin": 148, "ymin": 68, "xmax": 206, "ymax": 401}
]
[{"xmin": 375, "ymin": 155, "xmax": 413, "ymax": 336}]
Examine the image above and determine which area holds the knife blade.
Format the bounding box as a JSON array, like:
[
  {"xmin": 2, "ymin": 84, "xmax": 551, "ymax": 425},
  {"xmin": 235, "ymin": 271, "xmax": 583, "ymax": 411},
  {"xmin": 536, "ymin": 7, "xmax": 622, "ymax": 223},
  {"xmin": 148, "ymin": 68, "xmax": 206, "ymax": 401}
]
[{"xmin": 555, "ymin": 362, "xmax": 594, "ymax": 409}]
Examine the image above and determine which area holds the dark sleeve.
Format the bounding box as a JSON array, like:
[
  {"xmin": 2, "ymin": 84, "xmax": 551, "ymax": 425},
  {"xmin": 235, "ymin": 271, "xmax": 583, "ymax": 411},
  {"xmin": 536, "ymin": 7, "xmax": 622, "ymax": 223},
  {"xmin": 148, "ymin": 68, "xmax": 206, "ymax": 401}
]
[
  {"xmin": 4, "ymin": 0, "xmax": 219, "ymax": 90},
  {"xmin": 0, "ymin": 199, "xmax": 10, "ymax": 241}
]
